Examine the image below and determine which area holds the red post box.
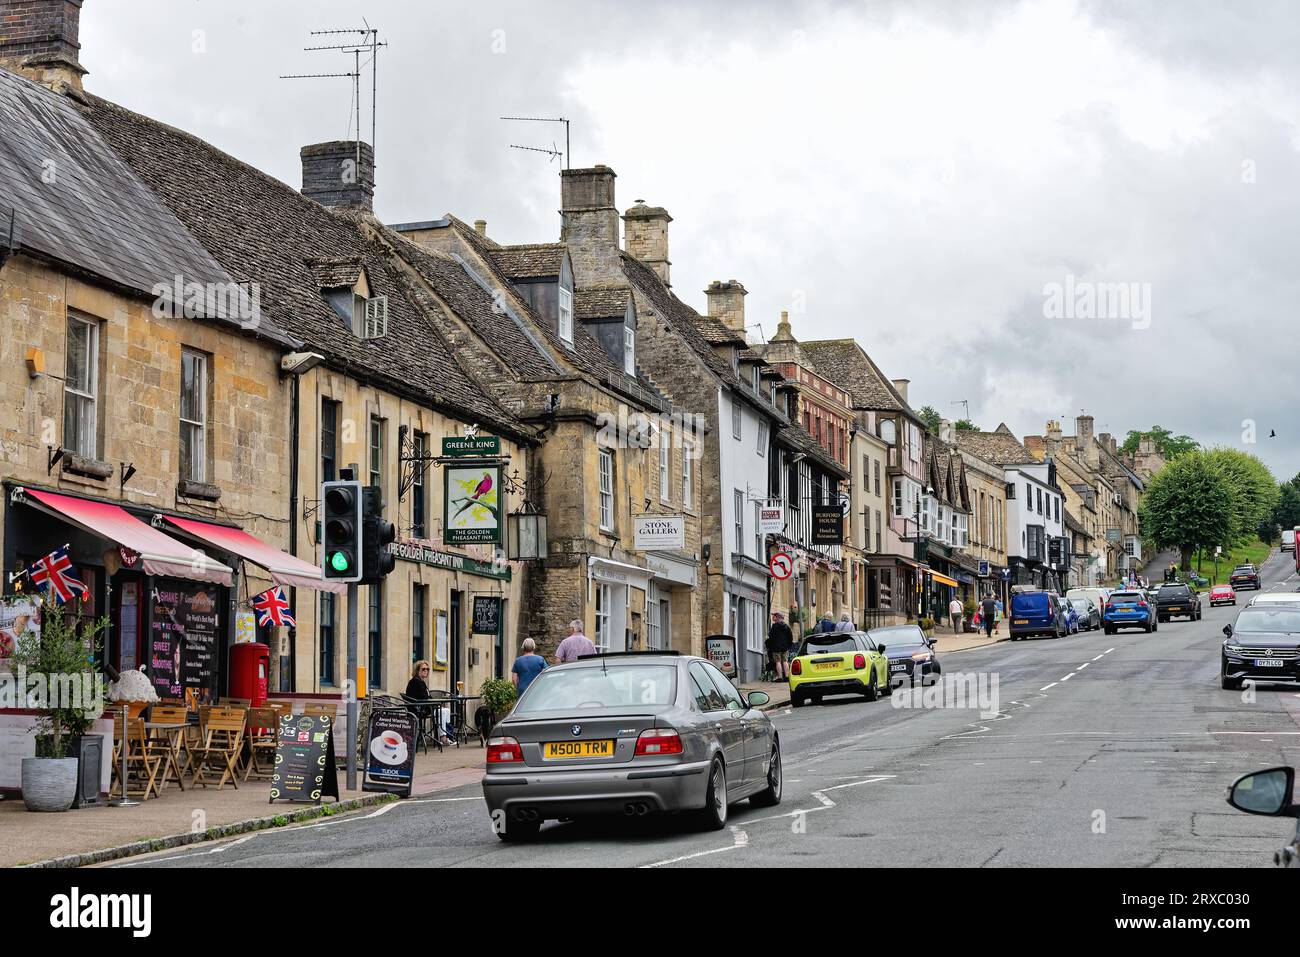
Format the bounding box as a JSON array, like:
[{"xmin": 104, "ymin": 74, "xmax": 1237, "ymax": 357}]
[{"xmin": 228, "ymin": 642, "xmax": 270, "ymax": 707}]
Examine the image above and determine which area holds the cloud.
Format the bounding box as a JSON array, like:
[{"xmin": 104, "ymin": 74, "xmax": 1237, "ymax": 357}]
[{"xmin": 79, "ymin": 0, "xmax": 1300, "ymax": 479}]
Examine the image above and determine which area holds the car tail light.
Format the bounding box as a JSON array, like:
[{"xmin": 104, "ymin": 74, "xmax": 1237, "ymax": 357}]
[
  {"xmin": 486, "ymin": 736, "xmax": 523, "ymax": 764},
  {"xmin": 635, "ymin": 729, "xmax": 683, "ymax": 756},
  {"xmin": 1137, "ymin": 602, "xmax": 1148, "ymax": 610},
  {"xmin": 792, "ymin": 659, "xmax": 802, "ymax": 675},
  {"xmin": 853, "ymin": 653, "xmax": 866, "ymax": 670},
  {"xmin": 1105, "ymin": 602, "xmax": 1114, "ymax": 610}
]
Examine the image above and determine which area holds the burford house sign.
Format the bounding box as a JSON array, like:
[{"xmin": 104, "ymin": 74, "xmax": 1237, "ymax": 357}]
[{"xmin": 633, "ymin": 515, "xmax": 685, "ymax": 550}]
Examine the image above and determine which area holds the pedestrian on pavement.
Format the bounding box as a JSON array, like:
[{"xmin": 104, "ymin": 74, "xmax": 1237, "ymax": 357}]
[
  {"xmin": 817, "ymin": 612, "xmax": 837, "ymax": 633},
  {"xmin": 554, "ymin": 619, "xmax": 597, "ymax": 664},
  {"xmin": 993, "ymin": 597, "xmax": 1004, "ymax": 634},
  {"xmin": 510, "ymin": 638, "xmax": 548, "ymax": 696},
  {"xmin": 948, "ymin": 596, "xmax": 963, "ymax": 633},
  {"xmin": 834, "ymin": 612, "xmax": 856, "ymax": 632},
  {"xmin": 980, "ymin": 593, "xmax": 998, "ymax": 638},
  {"xmin": 766, "ymin": 612, "xmax": 793, "ymax": 679}
]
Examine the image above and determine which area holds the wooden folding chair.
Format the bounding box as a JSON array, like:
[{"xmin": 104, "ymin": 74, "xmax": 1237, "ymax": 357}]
[
  {"xmin": 111, "ymin": 713, "xmax": 162, "ymax": 800},
  {"xmin": 301, "ymin": 703, "xmax": 337, "ymax": 723},
  {"xmin": 191, "ymin": 707, "xmax": 246, "ymax": 790},
  {"xmin": 148, "ymin": 705, "xmax": 189, "ymax": 791},
  {"xmin": 242, "ymin": 708, "xmax": 279, "ymax": 781},
  {"xmin": 219, "ymin": 697, "xmax": 252, "ymax": 708}
]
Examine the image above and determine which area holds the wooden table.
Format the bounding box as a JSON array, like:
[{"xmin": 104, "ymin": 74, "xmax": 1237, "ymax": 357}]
[{"xmin": 144, "ymin": 721, "xmax": 189, "ymax": 791}]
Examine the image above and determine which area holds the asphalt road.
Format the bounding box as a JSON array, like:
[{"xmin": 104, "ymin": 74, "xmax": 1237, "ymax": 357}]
[{"xmin": 119, "ymin": 552, "xmax": 1300, "ymax": 868}]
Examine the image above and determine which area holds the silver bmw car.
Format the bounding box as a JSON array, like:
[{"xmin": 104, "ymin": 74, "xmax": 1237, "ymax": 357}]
[{"xmin": 481, "ymin": 651, "xmax": 782, "ymax": 841}]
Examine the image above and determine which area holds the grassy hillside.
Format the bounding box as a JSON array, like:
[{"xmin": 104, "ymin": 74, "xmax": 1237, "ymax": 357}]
[{"xmin": 1190, "ymin": 539, "xmax": 1273, "ymax": 585}]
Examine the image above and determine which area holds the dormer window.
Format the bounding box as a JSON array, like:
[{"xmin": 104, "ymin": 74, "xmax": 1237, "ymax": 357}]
[
  {"xmin": 623, "ymin": 326, "xmax": 635, "ymax": 374},
  {"xmin": 732, "ymin": 350, "xmax": 740, "ymax": 374},
  {"xmin": 558, "ymin": 286, "xmax": 574, "ymax": 346},
  {"xmin": 355, "ymin": 292, "xmax": 388, "ymax": 339}
]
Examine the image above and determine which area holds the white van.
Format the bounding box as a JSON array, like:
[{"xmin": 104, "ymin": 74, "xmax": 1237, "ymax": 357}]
[
  {"xmin": 1066, "ymin": 587, "xmax": 1110, "ymax": 611},
  {"xmin": 1283, "ymin": 529, "xmax": 1296, "ymax": 552}
]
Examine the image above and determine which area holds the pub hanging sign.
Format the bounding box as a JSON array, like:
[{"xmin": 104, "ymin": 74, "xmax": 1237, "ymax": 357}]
[{"xmin": 445, "ymin": 464, "xmax": 503, "ymax": 546}]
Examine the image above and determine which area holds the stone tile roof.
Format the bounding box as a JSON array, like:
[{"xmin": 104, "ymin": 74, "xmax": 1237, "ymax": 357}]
[
  {"xmin": 952, "ymin": 425, "xmax": 1037, "ymax": 466},
  {"xmin": 695, "ymin": 316, "xmax": 748, "ymax": 347},
  {"xmin": 83, "ymin": 94, "xmax": 528, "ymax": 439},
  {"xmin": 304, "ymin": 257, "xmax": 363, "ymax": 289},
  {"xmin": 1063, "ymin": 508, "xmax": 1088, "ymax": 535},
  {"xmin": 0, "ymin": 68, "xmax": 295, "ymax": 344},
  {"xmin": 620, "ymin": 253, "xmax": 779, "ymax": 421},
  {"xmin": 492, "ymin": 243, "xmax": 565, "ymax": 280},
  {"xmin": 798, "ymin": 339, "xmax": 918, "ymax": 418},
  {"xmin": 574, "ymin": 287, "xmax": 629, "ymax": 321},
  {"xmin": 776, "ymin": 422, "xmax": 849, "ymax": 478},
  {"xmin": 440, "ymin": 217, "xmax": 671, "ymax": 411}
]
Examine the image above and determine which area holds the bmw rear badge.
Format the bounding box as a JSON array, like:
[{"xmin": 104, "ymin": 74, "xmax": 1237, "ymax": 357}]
[{"xmin": 571, "ymin": 724, "xmax": 582, "ymax": 736}]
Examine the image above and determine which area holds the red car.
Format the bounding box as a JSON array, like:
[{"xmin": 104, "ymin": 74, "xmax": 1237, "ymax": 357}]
[{"xmin": 1209, "ymin": 584, "xmax": 1236, "ymax": 607}]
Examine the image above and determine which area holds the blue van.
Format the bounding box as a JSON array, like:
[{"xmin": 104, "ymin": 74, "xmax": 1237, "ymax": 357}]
[{"xmin": 1009, "ymin": 591, "xmax": 1065, "ymax": 640}]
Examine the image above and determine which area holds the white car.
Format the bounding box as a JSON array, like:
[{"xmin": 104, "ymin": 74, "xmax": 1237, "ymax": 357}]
[
  {"xmin": 1247, "ymin": 592, "xmax": 1300, "ymax": 607},
  {"xmin": 1066, "ymin": 587, "xmax": 1110, "ymax": 612}
]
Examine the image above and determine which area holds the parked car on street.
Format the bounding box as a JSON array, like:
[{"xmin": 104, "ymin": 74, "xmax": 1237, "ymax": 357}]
[
  {"xmin": 1226, "ymin": 767, "xmax": 1300, "ymax": 867},
  {"xmin": 481, "ymin": 651, "xmax": 781, "ymax": 841},
  {"xmin": 1066, "ymin": 587, "xmax": 1110, "ymax": 614},
  {"xmin": 1067, "ymin": 596, "xmax": 1101, "ymax": 631},
  {"xmin": 1103, "ymin": 590, "xmax": 1158, "ymax": 634},
  {"xmin": 1155, "ymin": 582, "xmax": 1202, "ymax": 622},
  {"xmin": 1208, "ymin": 584, "xmax": 1236, "ymax": 607},
  {"xmin": 1009, "ymin": 590, "xmax": 1067, "ymax": 639},
  {"xmin": 866, "ymin": 623, "xmax": 941, "ymax": 688},
  {"xmin": 789, "ymin": 631, "xmax": 889, "ymax": 706},
  {"xmin": 1230, "ymin": 564, "xmax": 1262, "ymax": 590},
  {"xmin": 1282, "ymin": 529, "xmax": 1296, "ymax": 553},
  {"xmin": 1221, "ymin": 605, "xmax": 1300, "ymax": 690},
  {"xmin": 1247, "ymin": 593, "xmax": 1300, "ymax": 608}
]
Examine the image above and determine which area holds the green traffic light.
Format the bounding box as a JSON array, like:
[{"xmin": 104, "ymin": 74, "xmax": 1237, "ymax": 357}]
[{"xmin": 329, "ymin": 551, "xmax": 351, "ymax": 572}]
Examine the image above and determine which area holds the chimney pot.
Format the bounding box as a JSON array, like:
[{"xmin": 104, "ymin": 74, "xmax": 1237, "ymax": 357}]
[
  {"xmin": 622, "ymin": 200, "xmax": 672, "ymax": 286},
  {"xmin": 474, "ymin": 219, "xmax": 487, "ymax": 236},
  {"xmin": 704, "ymin": 279, "xmax": 748, "ymax": 335},
  {"xmin": 300, "ymin": 140, "xmax": 375, "ymax": 212}
]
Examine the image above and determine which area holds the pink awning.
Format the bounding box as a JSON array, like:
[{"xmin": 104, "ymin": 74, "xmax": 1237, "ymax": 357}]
[
  {"xmin": 17, "ymin": 487, "xmax": 233, "ymax": 585},
  {"xmin": 160, "ymin": 515, "xmax": 345, "ymax": 595}
]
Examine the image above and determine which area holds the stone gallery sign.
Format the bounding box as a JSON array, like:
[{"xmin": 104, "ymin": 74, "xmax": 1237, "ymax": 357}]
[{"xmin": 633, "ymin": 515, "xmax": 685, "ymax": 550}]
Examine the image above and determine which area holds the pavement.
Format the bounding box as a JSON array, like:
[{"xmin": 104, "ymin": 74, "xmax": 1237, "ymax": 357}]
[
  {"xmin": 1, "ymin": 736, "xmax": 487, "ymax": 867},
  {"xmin": 105, "ymin": 548, "xmax": 1300, "ymax": 868}
]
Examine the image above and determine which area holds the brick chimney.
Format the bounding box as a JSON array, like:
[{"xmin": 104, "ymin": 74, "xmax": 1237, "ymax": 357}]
[
  {"xmin": 705, "ymin": 280, "xmax": 747, "ymax": 334},
  {"xmin": 560, "ymin": 165, "xmax": 620, "ymax": 282},
  {"xmin": 0, "ymin": 0, "xmax": 88, "ymax": 97},
  {"xmin": 301, "ymin": 141, "xmax": 375, "ymax": 212},
  {"xmin": 623, "ymin": 199, "xmax": 672, "ymax": 286}
]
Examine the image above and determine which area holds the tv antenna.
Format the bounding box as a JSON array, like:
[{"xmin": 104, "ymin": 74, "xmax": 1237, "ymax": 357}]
[
  {"xmin": 281, "ymin": 23, "xmax": 387, "ymax": 168},
  {"xmin": 500, "ymin": 115, "xmax": 570, "ymax": 169},
  {"xmin": 951, "ymin": 399, "xmax": 969, "ymax": 422}
]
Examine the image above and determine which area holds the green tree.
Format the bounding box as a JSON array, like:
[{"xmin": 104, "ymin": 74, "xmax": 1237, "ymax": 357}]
[
  {"xmin": 954, "ymin": 419, "xmax": 979, "ymax": 431},
  {"xmin": 1204, "ymin": 448, "xmax": 1278, "ymax": 546},
  {"xmin": 1138, "ymin": 450, "xmax": 1239, "ymax": 570},
  {"xmin": 1270, "ymin": 474, "xmax": 1300, "ymax": 532},
  {"xmin": 917, "ymin": 406, "xmax": 941, "ymax": 434},
  {"xmin": 1121, "ymin": 426, "xmax": 1199, "ymax": 459}
]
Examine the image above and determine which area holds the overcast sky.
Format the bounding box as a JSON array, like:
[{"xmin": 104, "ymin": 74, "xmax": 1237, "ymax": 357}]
[{"xmin": 81, "ymin": 0, "xmax": 1300, "ymax": 480}]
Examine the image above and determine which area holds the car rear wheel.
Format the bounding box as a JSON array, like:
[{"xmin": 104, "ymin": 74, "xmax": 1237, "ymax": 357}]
[
  {"xmin": 750, "ymin": 743, "xmax": 783, "ymax": 808},
  {"xmin": 496, "ymin": 814, "xmax": 541, "ymax": 842},
  {"xmin": 1144, "ymin": 622, "xmax": 1152, "ymax": 633},
  {"xmin": 791, "ymin": 693, "xmax": 805, "ymax": 708},
  {"xmin": 863, "ymin": 669, "xmax": 879, "ymax": 702},
  {"xmin": 698, "ymin": 758, "xmax": 728, "ymax": 830}
]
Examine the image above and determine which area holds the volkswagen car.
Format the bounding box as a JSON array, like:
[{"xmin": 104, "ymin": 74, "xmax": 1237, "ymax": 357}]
[
  {"xmin": 1230, "ymin": 564, "xmax": 1262, "ymax": 590},
  {"xmin": 481, "ymin": 652, "xmax": 781, "ymax": 841},
  {"xmin": 1221, "ymin": 605, "xmax": 1300, "ymax": 690},
  {"xmin": 789, "ymin": 631, "xmax": 889, "ymax": 705}
]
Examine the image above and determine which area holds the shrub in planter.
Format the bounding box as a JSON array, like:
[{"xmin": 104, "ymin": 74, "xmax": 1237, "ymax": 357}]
[
  {"xmin": 478, "ymin": 678, "xmax": 517, "ymax": 730},
  {"xmin": 12, "ymin": 594, "xmax": 108, "ymax": 811}
]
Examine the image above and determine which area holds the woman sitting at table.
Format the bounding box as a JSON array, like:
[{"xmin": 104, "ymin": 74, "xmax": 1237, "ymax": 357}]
[{"xmin": 405, "ymin": 660, "xmax": 454, "ymax": 746}]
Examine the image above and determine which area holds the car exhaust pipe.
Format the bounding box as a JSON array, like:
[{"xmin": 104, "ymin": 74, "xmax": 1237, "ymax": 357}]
[
  {"xmin": 514, "ymin": 808, "xmax": 539, "ymax": 822},
  {"xmin": 624, "ymin": 803, "xmax": 638, "ymax": 816}
]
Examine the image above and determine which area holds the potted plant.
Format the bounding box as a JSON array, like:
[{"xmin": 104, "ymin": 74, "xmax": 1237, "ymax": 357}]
[
  {"xmin": 478, "ymin": 677, "xmax": 518, "ymax": 732},
  {"xmin": 918, "ymin": 616, "xmax": 937, "ymax": 635},
  {"xmin": 13, "ymin": 595, "xmax": 108, "ymax": 812},
  {"xmin": 962, "ymin": 599, "xmax": 979, "ymax": 633}
]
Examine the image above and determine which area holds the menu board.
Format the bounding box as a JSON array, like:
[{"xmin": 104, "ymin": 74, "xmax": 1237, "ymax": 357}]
[
  {"xmin": 705, "ymin": 635, "xmax": 737, "ymax": 679},
  {"xmin": 362, "ymin": 708, "xmax": 417, "ymax": 797},
  {"xmin": 149, "ymin": 581, "xmax": 220, "ymax": 702},
  {"xmin": 119, "ymin": 582, "xmax": 139, "ymax": 671},
  {"xmin": 269, "ymin": 713, "xmax": 339, "ymax": 804},
  {"xmin": 471, "ymin": 596, "xmax": 500, "ymax": 635}
]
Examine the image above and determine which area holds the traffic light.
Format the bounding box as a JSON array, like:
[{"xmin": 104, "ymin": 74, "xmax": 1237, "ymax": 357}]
[
  {"xmin": 322, "ymin": 480, "xmax": 362, "ymax": 583},
  {"xmin": 361, "ymin": 485, "xmax": 396, "ymax": 582}
]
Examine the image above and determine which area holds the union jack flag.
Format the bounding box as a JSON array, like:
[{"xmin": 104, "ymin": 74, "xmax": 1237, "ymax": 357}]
[
  {"xmin": 29, "ymin": 547, "xmax": 87, "ymax": 605},
  {"xmin": 253, "ymin": 586, "xmax": 295, "ymax": 628}
]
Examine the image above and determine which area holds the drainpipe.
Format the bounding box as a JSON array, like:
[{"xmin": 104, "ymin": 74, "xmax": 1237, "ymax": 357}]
[{"xmin": 287, "ymin": 372, "xmax": 300, "ymax": 692}]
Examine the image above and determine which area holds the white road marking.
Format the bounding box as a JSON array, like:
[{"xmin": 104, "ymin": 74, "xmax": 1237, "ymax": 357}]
[
  {"xmin": 1040, "ymin": 683, "xmax": 1058, "ymax": 691},
  {"xmin": 642, "ymin": 840, "xmax": 745, "ymax": 868},
  {"xmin": 1105, "ymin": 647, "xmax": 1115, "ymax": 654},
  {"xmin": 1060, "ymin": 673, "xmax": 1075, "ymax": 681},
  {"xmin": 1078, "ymin": 663, "xmax": 1090, "ymax": 670},
  {"xmin": 117, "ymin": 834, "xmax": 256, "ymax": 867},
  {"xmin": 1091, "ymin": 654, "xmax": 1106, "ymax": 661}
]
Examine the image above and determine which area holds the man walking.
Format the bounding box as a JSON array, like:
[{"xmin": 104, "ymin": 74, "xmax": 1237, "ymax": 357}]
[
  {"xmin": 948, "ymin": 595, "xmax": 963, "ymax": 633},
  {"xmin": 511, "ymin": 638, "xmax": 547, "ymax": 695},
  {"xmin": 980, "ymin": 593, "xmax": 998, "ymax": 638},
  {"xmin": 554, "ymin": 619, "xmax": 597, "ymax": 664},
  {"xmin": 766, "ymin": 612, "xmax": 793, "ymax": 680}
]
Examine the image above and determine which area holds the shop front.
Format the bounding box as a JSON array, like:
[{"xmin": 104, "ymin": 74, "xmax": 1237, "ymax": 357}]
[
  {"xmin": 587, "ymin": 557, "xmax": 652, "ymax": 654},
  {"xmin": 644, "ymin": 552, "xmax": 697, "ymax": 654}
]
